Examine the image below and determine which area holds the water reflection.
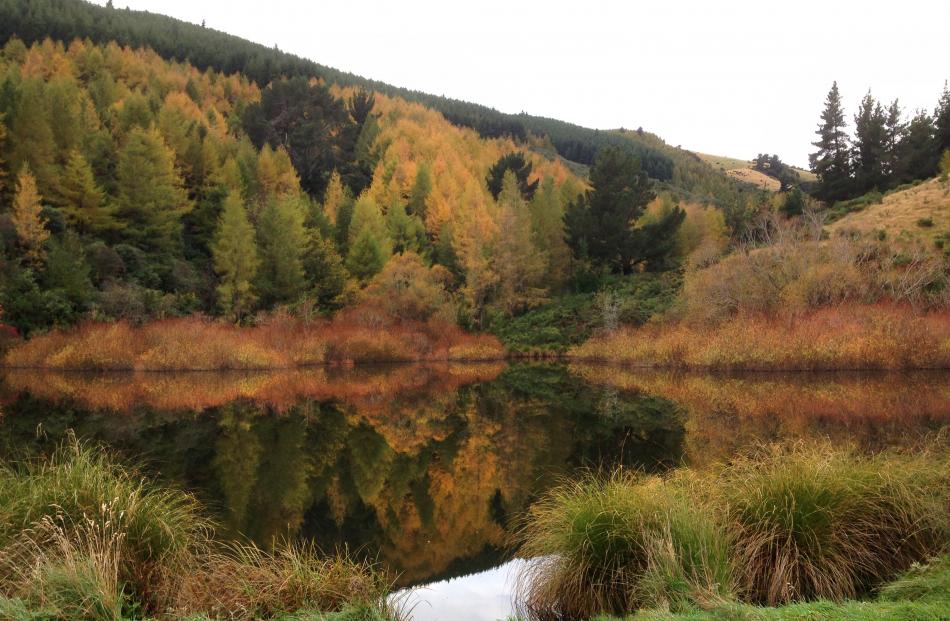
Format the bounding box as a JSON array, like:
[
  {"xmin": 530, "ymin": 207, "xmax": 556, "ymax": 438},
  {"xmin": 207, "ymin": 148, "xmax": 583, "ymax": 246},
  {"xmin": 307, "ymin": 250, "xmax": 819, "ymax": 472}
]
[{"xmin": 1, "ymin": 363, "xmax": 946, "ymax": 597}]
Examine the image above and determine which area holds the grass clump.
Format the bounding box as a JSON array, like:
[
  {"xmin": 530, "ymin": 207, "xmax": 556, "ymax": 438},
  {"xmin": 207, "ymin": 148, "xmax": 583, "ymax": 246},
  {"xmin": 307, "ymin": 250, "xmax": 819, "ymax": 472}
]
[
  {"xmin": 516, "ymin": 443, "xmax": 950, "ymax": 620},
  {"xmin": 0, "ymin": 438, "xmax": 398, "ymax": 620},
  {"xmin": 515, "ymin": 471, "xmax": 732, "ymax": 620},
  {"xmin": 721, "ymin": 443, "xmax": 949, "ymax": 604}
]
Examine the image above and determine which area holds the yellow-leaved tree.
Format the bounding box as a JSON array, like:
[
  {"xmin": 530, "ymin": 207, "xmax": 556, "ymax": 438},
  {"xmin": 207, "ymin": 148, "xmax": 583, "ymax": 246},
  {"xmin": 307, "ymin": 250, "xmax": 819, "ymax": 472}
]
[{"xmin": 11, "ymin": 164, "xmax": 49, "ymax": 264}]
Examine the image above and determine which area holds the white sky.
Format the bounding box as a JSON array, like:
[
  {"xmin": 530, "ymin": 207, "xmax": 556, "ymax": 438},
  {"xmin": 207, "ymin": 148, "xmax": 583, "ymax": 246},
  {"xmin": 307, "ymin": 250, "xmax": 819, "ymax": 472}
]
[{"xmin": 89, "ymin": 0, "xmax": 949, "ymax": 168}]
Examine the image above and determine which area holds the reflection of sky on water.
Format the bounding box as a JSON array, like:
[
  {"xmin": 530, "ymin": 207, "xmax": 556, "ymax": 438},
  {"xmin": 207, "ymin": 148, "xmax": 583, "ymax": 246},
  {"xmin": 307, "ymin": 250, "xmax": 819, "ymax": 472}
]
[{"xmin": 396, "ymin": 559, "xmax": 527, "ymax": 621}]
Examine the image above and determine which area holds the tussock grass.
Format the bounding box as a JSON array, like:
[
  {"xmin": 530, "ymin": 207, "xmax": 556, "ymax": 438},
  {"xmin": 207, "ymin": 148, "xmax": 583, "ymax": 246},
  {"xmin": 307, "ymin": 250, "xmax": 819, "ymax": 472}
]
[
  {"xmin": 515, "ymin": 471, "xmax": 732, "ymax": 620},
  {"xmin": 721, "ymin": 443, "xmax": 949, "ymax": 605},
  {"xmin": 0, "ymin": 439, "xmax": 399, "ymax": 620},
  {"xmin": 515, "ymin": 443, "xmax": 950, "ymax": 619}
]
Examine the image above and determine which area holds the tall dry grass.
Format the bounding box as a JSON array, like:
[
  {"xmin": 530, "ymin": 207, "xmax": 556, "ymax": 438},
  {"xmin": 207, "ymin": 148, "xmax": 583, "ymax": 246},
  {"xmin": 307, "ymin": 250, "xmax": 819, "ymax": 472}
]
[
  {"xmin": 571, "ymin": 305, "xmax": 950, "ymax": 370},
  {"xmin": 3, "ymin": 310, "xmax": 504, "ymax": 371},
  {"xmin": 514, "ymin": 442, "xmax": 950, "ymax": 619},
  {"xmin": 0, "ymin": 439, "xmax": 399, "ymax": 620}
]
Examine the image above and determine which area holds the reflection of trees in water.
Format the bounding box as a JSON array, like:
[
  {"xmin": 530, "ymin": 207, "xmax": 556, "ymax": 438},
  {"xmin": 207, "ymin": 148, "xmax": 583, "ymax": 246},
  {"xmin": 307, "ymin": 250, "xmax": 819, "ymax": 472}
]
[
  {"xmin": 570, "ymin": 364, "xmax": 950, "ymax": 467},
  {"xmin": 0, "ymin": 364, "xmax": 684, "ymax": 585}
]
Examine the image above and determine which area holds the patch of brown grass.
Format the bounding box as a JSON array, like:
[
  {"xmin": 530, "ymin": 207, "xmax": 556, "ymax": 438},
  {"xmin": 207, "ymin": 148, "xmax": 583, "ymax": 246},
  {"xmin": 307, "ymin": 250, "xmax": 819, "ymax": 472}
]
[
  {"xmin": 571, "ymin": 305, "xmax": 950, "ymax": 370},
  {"xmin": 827, "ymin": 178, "xmax": 950, "ymax": 245},
  {"xmin": 4, "ymin": 309, "xmax": 505, "ymax": 371}
]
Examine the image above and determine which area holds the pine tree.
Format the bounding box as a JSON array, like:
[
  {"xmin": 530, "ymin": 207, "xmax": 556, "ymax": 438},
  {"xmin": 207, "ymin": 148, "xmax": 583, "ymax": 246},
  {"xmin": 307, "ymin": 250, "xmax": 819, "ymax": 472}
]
[
  {"xmin": 115, "ymin": 127, "xmax": 191, "ymax": 254},
  {"xmin": 60, "ymin": 150, "xmax": 119, "ymax": 235},
  {"xmin": 303, "ymin": 232, "xmax": 347, "ymax": 311},
  {"xmin": 563, "ymin": 147, "xmax": 658, "ymax": 274},
  {"xmin": 486, "ymin": 152, "xmax": 539, "ymax": 201},
  {"xmin": 11, "ymin": 164, "xmax": 49, "ymax": 264},
  {"xmin": 882, "ymin": 100, "xmax": 905, "ymax": 183},
  {"xmin": 852, "ymin": 91, "xmax": 887, "ymax": 194},
  {"xmin": 44, "ymin": 232, "xmax": 93, "ymax": 309},
  {"xmin": 494, "ymin": 171, "xmax": 547, "ymax": 314},
  {"xmin": 898, "ymin": 111, "xmax": 938, "ymax": 182},
  {"xmin": 935, "ymin": 81, "xmax": 950, "ymax": 156},
  {"xmin": 809, "ymin": 82, "xmax": 852, "ymax": 201},
  {"xmin": 255, "ymin": 196, "xmax": 307, "ymax": 306},
  {"xmin": 322, "ymin": 170, "xmax": 347, "ymax": 225},
  {"xmin": 346, "ymin": 229, "xmax": 386, "ymax": 283},
  {"xmin": 212, "ymin": 192, "xmax": 260, "ymax": 319}
]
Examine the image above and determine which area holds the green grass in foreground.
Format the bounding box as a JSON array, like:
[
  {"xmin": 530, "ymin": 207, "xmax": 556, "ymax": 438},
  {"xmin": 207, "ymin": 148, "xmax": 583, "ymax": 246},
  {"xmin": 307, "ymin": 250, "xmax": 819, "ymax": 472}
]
[
  {"xmin": 514, "ymin": 442, "xmax": 950, "ymax": 620},
  {"xmin": 0, "ymin": 438, "xmax": 395, "ymax": 621},
  {"xmin": 594, "ymin": 556, "xmax": 950, "ymax": 619}
]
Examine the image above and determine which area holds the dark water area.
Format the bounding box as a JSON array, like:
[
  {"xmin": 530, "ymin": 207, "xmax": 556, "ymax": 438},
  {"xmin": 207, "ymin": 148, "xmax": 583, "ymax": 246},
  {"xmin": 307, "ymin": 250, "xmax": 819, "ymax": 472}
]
[{"xmin": 1, "ymin": 363, "xmax": 947, "ymax": 619}]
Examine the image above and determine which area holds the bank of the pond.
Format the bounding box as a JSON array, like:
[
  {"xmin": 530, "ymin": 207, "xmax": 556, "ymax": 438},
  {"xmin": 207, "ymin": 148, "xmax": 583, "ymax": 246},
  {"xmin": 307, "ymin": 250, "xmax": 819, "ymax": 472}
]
[
  {"xmin": 0, "ymin": 440, "xmax": 399, "ymax": 621},
  {"xmin": 571, "ymin": 305, "xmax": 950, "ymax": 370},
  {"xmin": 2, "ymin": 314, "xmax": 503, "ymax": 371},
  {"xmin": 514, "ymin": 441, "xmax": 950, "ymax": 620}
]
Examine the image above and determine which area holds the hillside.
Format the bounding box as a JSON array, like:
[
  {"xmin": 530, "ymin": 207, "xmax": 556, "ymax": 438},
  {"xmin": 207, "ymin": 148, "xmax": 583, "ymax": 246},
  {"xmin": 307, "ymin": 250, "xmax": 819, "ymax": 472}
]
[
  {"xmin": 0, "ymin": 0, "xmax": 751, "ymax": 207},
  {"xmin": 827, "ymin": 178, "xmax": 950, "ymax": 246},
  {"xmin": 696, "ymin": 151, "xmax": 816, "ymax": 191}
]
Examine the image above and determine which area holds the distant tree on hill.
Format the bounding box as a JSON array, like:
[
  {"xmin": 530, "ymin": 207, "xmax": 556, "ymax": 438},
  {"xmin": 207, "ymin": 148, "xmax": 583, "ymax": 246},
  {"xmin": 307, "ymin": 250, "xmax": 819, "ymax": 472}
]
[
  {"xmin": 936, "ymin": 82, "xmax": 950, "ymax": 155},
  {"xmin": 486, "ymin": 152, "xmax": 538, "ymax": 201},
  {"xmin": 810, "ymin": 82, "xmax": 853, "ymax": 202},
  {"xmin": 851, "ymin": 91, "xmax": 888, "ymax": 194},
  {"xmin": 753, "ymin": 153, "xmax": 801, "ymax": 191}
]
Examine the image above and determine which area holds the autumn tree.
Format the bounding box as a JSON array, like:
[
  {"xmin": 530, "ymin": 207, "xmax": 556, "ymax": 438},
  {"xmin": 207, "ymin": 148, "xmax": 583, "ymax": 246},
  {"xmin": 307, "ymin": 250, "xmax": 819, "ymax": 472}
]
[
  {"xmin": 809, "ymin": 82, "xmax": 852, "ymax": 201},
  {"xmin": 529, "ymin": 177, "xmax": 571, "ymax": 287},
  {"xmin": 11, "ymin": 164, "xmax": 49, "ymax": 264},
  {"xmin": 212, "ymin": 192, "xmax": 260, "ymax": 319},
  {"xmin": 255, "ymin": 196, "xmax": 308, "ymax": 306},
  {"xmin": 60, "ymin": 150, "xmax": 119, "ymax": 235},
  {"xmin": 494, "ymin": 171, "xmax": 546, "ymax": 314},
  {"xmin": 8, "ymin": 79, "xmax": 60, "ymax": 201},
  {"xmin": 115, "ymin": 127, "xmax": 191, "ymax": 254},
  {"xmin": 407, "ymin": 163, "xmax": 432, "ymax": 219},
  {"xmin": 486, "ymin": 152, "xmax": 538, "ymax": 201},
  {"xmin": 361, "ymin": 251, "xmax": 451, "ymax": 321}
]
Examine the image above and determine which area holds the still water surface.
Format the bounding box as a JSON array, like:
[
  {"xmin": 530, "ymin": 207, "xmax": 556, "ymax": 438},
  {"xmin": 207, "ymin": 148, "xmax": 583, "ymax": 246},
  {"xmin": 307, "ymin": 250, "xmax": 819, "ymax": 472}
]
[{"xmin": 1, "ymin": 363, "xmax": 947, "ymax": 619}]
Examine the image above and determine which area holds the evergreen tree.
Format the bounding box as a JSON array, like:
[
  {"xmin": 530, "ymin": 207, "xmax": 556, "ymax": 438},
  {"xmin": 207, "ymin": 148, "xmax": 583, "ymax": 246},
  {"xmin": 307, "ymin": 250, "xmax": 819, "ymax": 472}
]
[
  {"xmin": 303, "ymin": 232, "xmax": 347, "ymax": 312},
  {"xmin": 44, "ymin": 232, "xmax": 93, "ymax": 310},
  {"xmin": 935, "ymin": 81, "xmax": 950, "ymax": 156},
  {"xmin": 564, "ymin": 147, "xmax": 666, "ymax": 274},
  {"xmin": 60, "ymin": 150, "xmax": 119, "ymax": 236},
  {"xmin": 115, "ymin": 127, "xmax": 191, "ymax": 254},
  {"xmin": 486, "ymin": 152, "xmax": 538, "ymax": 201},
  {"xmin": 851, "ymin": 91, "xmax": 887, "ymax": 194},
  {"xmin": 255, "ymin": 196, "xmax": 307, "ymax": 306},
  {"xmin": 212, "ymin": 192, "xmax": 260, "ymax": 319},
  {"xmin": 407, "ymin": 163, "xmax": 432, "ymax": 219},
  {"xmin": 346, "ymin": 229, "xmax": 386, "ymax": 283},
  {"xmin": 11, "ymin": 164, "xmax": 49, "ymax": 264},
  {"xmin": 898, "ymin": 111, "xmax": 938, "ymax": 182},
  {"xmin": 494, "ymin": 171, "xmax": 547, "ymax": 314},
  {"xmin": 882, "ymin": 100, "xmax": 905, "ymax": 182},
  {"xmin": 809, "ymin": 82, "xmax": 852, "ymax": 201}
]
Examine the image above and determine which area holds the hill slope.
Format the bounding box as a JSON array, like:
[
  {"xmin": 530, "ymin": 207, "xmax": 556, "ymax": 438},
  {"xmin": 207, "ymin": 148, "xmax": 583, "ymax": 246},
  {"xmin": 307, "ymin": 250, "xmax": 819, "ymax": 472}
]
[
  {"xmin": 827, "ymin": 178, "xmax": 950, "ymax": 246},
  {"xmin": 0, "ymin": 0, "xmax": 751, "ymax": 206}
]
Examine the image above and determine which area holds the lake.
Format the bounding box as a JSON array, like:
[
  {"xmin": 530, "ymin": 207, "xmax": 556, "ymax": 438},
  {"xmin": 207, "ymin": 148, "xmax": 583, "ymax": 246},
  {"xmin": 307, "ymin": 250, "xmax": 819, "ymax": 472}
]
[{"xmin": 1, "ymin": 363, "xmax": 947, "ymax": 620}]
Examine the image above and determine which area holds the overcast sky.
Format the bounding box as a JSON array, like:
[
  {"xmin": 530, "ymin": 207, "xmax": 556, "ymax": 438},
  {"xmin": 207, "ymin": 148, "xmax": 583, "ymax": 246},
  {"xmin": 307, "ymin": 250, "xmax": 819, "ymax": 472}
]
[{"xmin": 90, "ymin": 0, "xmax": 948, "ymax": 168}]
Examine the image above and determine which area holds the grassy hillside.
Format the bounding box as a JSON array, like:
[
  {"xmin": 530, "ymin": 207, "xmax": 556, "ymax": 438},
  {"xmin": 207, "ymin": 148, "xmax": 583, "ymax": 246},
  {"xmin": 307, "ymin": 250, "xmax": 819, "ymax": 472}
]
[
  {"xmin": 696, "ymin": 151, "xmax": 817, "ymax": 191},
  {"xmin": 827, "ymin": 177, "xmax": 950, "ymax": 247}
]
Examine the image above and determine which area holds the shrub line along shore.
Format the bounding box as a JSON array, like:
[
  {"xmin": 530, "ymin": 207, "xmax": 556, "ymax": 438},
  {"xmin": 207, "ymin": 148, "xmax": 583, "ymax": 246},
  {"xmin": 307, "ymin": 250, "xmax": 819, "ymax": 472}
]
[{"xmin": 4, "ymin": 304, "xmax": 949, "ymax": 372}]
